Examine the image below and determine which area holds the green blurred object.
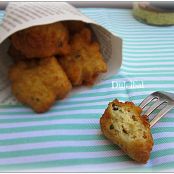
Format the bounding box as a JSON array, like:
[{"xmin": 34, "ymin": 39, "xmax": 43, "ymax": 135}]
[{"xmin": 133, "ymin": 2, "xmax": 174, "ymax": 26}]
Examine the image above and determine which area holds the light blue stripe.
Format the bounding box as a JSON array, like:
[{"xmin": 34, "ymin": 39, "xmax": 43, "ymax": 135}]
[{"xmin": 123, "ymin": 58, "xmax": 174, "ymax": 63}]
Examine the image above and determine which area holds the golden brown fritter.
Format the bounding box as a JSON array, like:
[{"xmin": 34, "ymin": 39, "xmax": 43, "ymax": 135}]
[
  {"xmin": 8, "ymin": 44, "xmax": 27, "ymax": 62},
  {"xmin": 58, "ymin": 28, "xmax": 107, "ymax": 86},
  {"xmin": 9, "ymin": 57, "xmax": 72, "ymax": 113},
  {"xmin": 100, "ymin": 99, "xmax": 154, "ymax": 163},
  {"xmin": 11, "ymin": 22, "xmax": 71, "ymax": 58},
  {"xmin": 63, "ymin": 20, "xmax": 86, "ymax": 34}
]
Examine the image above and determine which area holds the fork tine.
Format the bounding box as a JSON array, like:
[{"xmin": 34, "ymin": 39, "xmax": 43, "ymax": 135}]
[
  {"xmin": 139, "ymin": 95, "xmax": 156, "ymax": 109},
  {"xmin": 150, "ymin": 105, "xmax": 174, "ymax": 127},
  {"xmin": 144, "ymin": 100, "xmax": 165, "ymax": 116}
]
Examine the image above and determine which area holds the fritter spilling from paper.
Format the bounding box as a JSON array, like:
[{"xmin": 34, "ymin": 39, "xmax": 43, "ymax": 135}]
[{"xmin": 8, "ymin": 21, "xmax": 107, "ymax": 113}]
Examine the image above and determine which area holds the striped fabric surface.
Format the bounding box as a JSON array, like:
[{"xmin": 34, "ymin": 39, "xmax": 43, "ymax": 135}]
[{"xmin": 0, "ymin": 8, "xmax": 174, "ymax": 172}]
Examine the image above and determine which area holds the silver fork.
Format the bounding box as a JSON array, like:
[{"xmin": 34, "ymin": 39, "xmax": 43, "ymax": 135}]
[{"xmin": 139, "ymin": 91, "xmax": 174, "ymax": 127}]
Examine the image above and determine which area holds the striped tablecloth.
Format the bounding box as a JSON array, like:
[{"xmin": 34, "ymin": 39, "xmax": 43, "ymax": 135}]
[{"xmin": 0, "ymin": 8, "xmax": 174, "ymax": 172}]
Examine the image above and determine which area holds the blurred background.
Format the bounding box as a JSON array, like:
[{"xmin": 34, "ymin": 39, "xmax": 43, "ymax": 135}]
[
  {"xmin": 1, "ymin": 1, "xmax": 174, "ymax": 10},
  {"xmin": 0, "ymin": 1, "xmax": 133, "ymax": 10}
]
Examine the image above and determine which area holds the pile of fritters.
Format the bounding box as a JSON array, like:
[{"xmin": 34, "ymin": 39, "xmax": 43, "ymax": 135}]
[{"xmin": 8, "ymin": 21, "xmax": 107, "ymax": 113}]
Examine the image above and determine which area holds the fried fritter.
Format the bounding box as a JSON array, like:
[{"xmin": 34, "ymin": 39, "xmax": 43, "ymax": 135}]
[
  {"xmin": 8, "ymin": 44, "xmax": 27, "ymax": 62},
  {"xmin": 11, "ymin": 22, "xmax": 71, "ymax": 58},
  {"xmin": 9, "ymin": 57, "xmax": 72, "ymax": 113},
  {"xmin": 63, "ymin": 20, "xmax": 86, "ymax": 34},
  {"xmin": 58, "ymin": 28, "xmax": 107, "ymax": 86}
]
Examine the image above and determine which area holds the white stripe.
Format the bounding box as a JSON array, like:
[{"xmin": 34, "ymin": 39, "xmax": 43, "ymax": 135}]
[
  {"xmin": 56, "ymin": 83, "xmax": 173, "ymax": 98},
  {"xmin": 124, "ymin": 38, "xmax": 174, "ymax": 41},
  {"xmin": 124, "ymin": 52, "xmax": 174, "ymax": 56},
  {"xmin": 153, "ymin": 142, "xmax": 174, "ymax": 153},
  {"xmin": 1, "ymin": 77, "xmax": 174, "ymax": 103},
  {"xmin": 159, "ymin": 168, "xmax": 174, "ymax": 172},
  {"xmin": 116, "ymin": 27, "xmax": 174, "ymax": 32},
  {"xmin": 123, "ymin": 61, "xmax": 174, "ymax": 66},
  {"xmin": 0, "ymin": 133, "xmax": 173, "ymax": 153},
  {"xmin": 0, "ymin": 142, "xmax": 174, "ymax": 166},
  {"xmin": 0, "ymin": 118, "xmax": 100, "ymax": 129},
  {"xmin": 150, "ymin": 155, "xmax": 174, "ymax": 167},
  {"xmin": 0, "ymin": 129, "xmax": 101, "ymax": 140},
  {"xmin": 122, "ymin": 67, "xmax": 174, "ymax": 72},
  {"xmin": 1, "ymin": 89, "xmax": 166, "ymax": 113},
  {"xmin": 125, "ymin": 41, "xmax": 174, "ymax": 45},
  {"xmin": 0, "ymin": 101, "xmax": 108, "ymax": 115},
  {"xmin": 109, "ymin": 76, "xmax": 174, "ymax": 82},
  {"xmin": 66, "ymin": 88, "xmax": 174, "ymax": 102},
  {"xmin": 38, "ymin": 154, "xmax": 174, "ymax": 172},
  {"xmin": 47, "ymin": 158, "xmax": 174, "ymax": 172},
  {"xmin": 0, "ymin": 150, "xmax": 123, "ymax": 165},
  {"xmin": 115, "ymin": 25, "xmax": 174, "ymax": 30},
  {"xmin": 121, "ymin": 35, "xmax": 174, "ymax": 39},
  {"xmin": 0, "ymin": 139, "xmax": 109, "ymax": 153},
  {"xmin": 0, "ymin": 109, "xmax": 103, "ymax": 120},
  {"xmin": 7, "ymin": 91, "xmax": 121, "ymax": 107},
  {"xmin": 0, "ymin": 79, "xmax": 173, "ymax": 111},
  {"xmin": 0, "ymin": 120, "xmax": 173, "ymax": 140},
  {"xmin": 123, "ymin": 57, "xmax": 174, "ymax": 61},
  {"xmin": 125, "ymin": 44, "xmax": 174, "ymax": 48},
  {"xmin": 124, "ymin": 49, "xmax": 174, "ymax": 53},
  {"xmin": 152, "ymin": 122, "xmax": 174, "ymax": 129},
  {"xmin": 51, "ymin": 100, "xmax": 108, "ymax": 109},
  {"xmin": 118, "ymin": 31, "xmax": 174, "ymax": 35},
  {"xmin": 69, "ymin": 84, "xmax": 173, "ymax": 99},
  {"xmin": 56, "ymin": 93, "xmax": 128, "ymax": 102},
  {"xmin": 1, "ymin": 89, "xmax": 174, "ymax": 119},
  {"xmin": 0, "ymin": 87, "xmax": 174, "ymax": 116},
  {"xmin": 65, "ymin": 81, "xmax": 173, "ymax": 95},
  {"xmin": 121, "ymin": 70, "xmax": 174, "ymax": 75},
  {"xmin": 34, "ymin": 161, "xmax": 143, "ymax": 172},
  {"xmin": 122, "ymin": 91, "xmax": 165, "ymax": 99}
]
